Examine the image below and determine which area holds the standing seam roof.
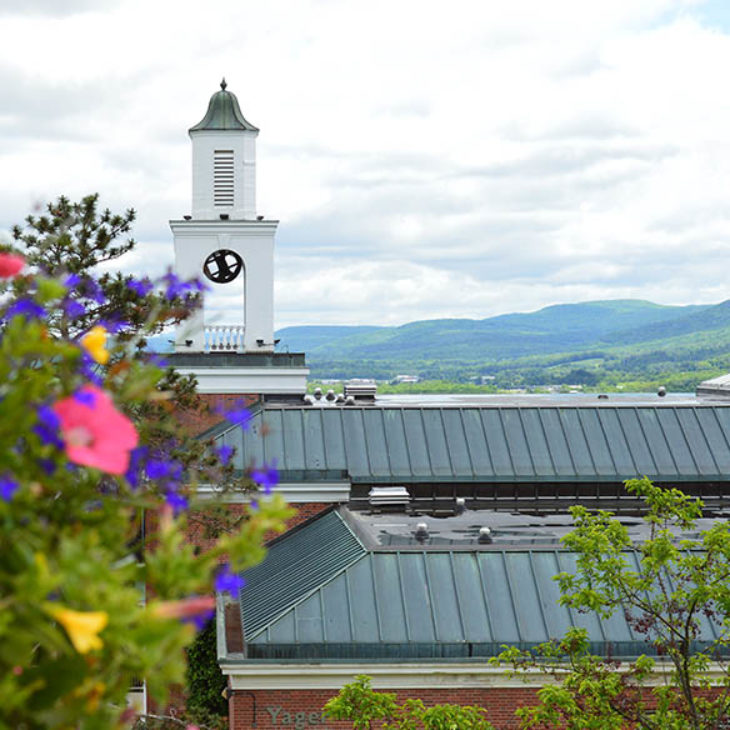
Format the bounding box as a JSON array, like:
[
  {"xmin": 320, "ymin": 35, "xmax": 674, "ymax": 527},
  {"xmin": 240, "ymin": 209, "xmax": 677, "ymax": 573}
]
[
  {"xmin": 219, "ymin": 405, "xmax": 730, "ymax": 483},
  {"xmin": 239, "ymin": 509, "xmax": 365, "ymax": 640},
  {"xmin": 245, "ymin": 548, "xmax": 723, "ymax": 659}
]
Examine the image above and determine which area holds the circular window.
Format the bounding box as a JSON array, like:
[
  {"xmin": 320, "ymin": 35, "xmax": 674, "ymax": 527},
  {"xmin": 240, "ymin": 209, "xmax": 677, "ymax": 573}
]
[{"xmin": 202, "ymin": 249, "xmax": 243, "ymax": 283}]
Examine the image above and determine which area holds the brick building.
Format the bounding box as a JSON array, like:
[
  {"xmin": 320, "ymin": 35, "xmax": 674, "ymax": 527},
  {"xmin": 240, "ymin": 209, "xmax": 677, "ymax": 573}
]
[
  {"xmin": 166, "ymin": 83, "xmax": 730, "ymax": 728},
  {"xmin": 212, "ymin": 394, "xmax": 730, "ymax": 728}
]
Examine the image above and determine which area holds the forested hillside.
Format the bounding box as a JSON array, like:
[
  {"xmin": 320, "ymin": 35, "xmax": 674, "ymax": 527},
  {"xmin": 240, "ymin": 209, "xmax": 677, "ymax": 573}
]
[{"xmin": 275, "ymin": 299, "xmax": 730, "ymax": 390}]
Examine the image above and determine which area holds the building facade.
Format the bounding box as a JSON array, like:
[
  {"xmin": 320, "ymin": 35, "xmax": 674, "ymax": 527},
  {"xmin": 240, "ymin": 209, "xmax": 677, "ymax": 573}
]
[{"xmin": 171, "ymin": 84, "xmax": 730, "ymax": 729}]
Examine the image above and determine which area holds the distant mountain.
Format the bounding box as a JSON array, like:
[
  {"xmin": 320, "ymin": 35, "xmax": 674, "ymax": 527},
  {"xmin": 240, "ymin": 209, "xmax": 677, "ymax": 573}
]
[
  {"xmin": 275, "ymin": 300, "xmax": 714, "ymax": 365},
  {"xmin": 145, "ymin": 299, "xmax": 730, "ymax": 385}
]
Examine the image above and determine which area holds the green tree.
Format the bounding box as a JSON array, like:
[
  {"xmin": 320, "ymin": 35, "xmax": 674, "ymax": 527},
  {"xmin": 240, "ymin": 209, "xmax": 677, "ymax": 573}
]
[
  {"xmin": 496, "ymin": 478, "xmax": 730, "ymax": 729},
  {"xmin": 324, "ymin": 675, "xmax": 494, "ymax": 729}
]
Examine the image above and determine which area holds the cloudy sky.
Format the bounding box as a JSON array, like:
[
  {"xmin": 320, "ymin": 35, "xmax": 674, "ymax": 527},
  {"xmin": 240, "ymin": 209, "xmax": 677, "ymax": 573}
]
[{"xmin": 2, "ymin": 0, "xmax": 730, "ymax": 328}]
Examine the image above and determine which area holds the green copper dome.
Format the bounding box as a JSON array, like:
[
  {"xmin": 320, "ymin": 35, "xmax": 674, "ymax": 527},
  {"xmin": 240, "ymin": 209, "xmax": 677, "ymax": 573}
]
[{"xmin": 189, "ymin": 78, "xmax": 259, "ymax": 133}]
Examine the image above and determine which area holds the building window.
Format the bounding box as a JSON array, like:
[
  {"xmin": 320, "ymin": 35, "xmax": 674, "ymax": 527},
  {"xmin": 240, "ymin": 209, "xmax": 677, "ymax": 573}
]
[{"xmin": 214, "ymin": 150, "xmax": 234, "ymax": 207}]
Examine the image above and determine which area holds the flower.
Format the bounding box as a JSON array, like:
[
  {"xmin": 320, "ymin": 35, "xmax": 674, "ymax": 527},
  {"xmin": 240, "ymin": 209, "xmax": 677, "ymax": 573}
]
[
  {"xmin": 5, "ymin": 298, "xmax": 46, "ymax": 321},
  {"xmin": 216, "ymin": 400, "xmax": 253, "ymax": 429},
  {"xmin": 62, "ymin": 298, "xmax": 86, "ymax": 319},
  {"xmin": 73, "ymin": 389, "xmax": 96, "ymax": 407},
  {"xmin": 0, "ymin": 253, "xmax": 25, "ymax": 278},
  {"xmin": 52, "ymin": 385, "xmax": 138, "ymax": 474},
  {"xmin": 97, "ymin": 318, "xmax": 129, "ymax": 335},
  {"xmin": 214, "ymin": 563, "xmax": 246, "ymax": 597},
  {"xmin": 216, "ymin": 444, "xmax": 234, "ymax": 465},
  {"xmin": 33, "ymin": 405, "xmax": 64, "ymax": 448},
  {"xmin": 250, "ymin": 461, "xmax": 279, "ymax": 494},
  {"xmin": 78, "ymin": 352, "xmax": 104, "ymax": 387},
  {"xmin": 37, "ymin": 458, "xmax": 56, "ymax": 475},
  {"xmin": 79, "ymin": 278, "xmax": 107, "ymax": 305},
  {"xmin": 0, "ymin": 475, "xmax": 19, "ymax": 501},
  {"xmin": 47, "ymin": 606, "xmax": 108, "ymax": 654},
  {"xmin": 124, "ymin": 445, "xmax": 148, "ymax": 489},
  {"xmin": 126, "ymin": 277, "xmax": 153, "ymax": 297},
  {"xmin": 80, "ymin": 326, "xmax": 109, "ymax": 365},
  {"xmin": 165, "ymin": 489, "xmax": 188, "ymax": 514},
  {"xmin": 145, "ymin": 458, "xmax": 182, "ymax": 481},
  {"xmin": 64, "ymin": 273, "xmax": 81, "ymax": 288},
  {"xmin": 161, "ymin": 271, "xmax": 187, "ymax": 301}
]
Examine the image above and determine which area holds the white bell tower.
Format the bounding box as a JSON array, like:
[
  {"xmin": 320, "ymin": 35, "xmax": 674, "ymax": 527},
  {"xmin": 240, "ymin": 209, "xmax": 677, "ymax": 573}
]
[{"xmin": 170, "ymin": 79, "xmax": 277, "ymax": 354}]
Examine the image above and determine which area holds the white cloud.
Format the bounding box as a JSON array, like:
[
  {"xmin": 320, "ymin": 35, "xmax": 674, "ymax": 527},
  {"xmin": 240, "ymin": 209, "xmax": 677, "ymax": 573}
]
[{"xmin": 1, "ymin": 0, "xmax": 729, "ymax": 327}]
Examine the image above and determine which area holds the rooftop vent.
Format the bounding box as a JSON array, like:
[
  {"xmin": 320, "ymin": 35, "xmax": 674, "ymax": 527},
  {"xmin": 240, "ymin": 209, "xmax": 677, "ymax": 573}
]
[
  {"xmin": 414, "ymin": 522, "xmax": 429, "ymax": 541},
  {"xmin": 455, "ymin": 497, "xmax": 466, "ymax": 515},
  {"xmin": 344, "ymin": 379, "xmax": 377, "ymax": 401},
  {"xmin": 478, "ymin": 526, "xmax": 493, "ymax": 545},
  {"xmin": 368, "ymin": 486, "xmax": 411, "ymax": 510}
]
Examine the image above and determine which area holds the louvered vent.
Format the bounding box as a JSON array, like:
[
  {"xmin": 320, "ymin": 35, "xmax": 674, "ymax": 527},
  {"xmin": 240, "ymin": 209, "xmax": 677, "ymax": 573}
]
[{"xmin": 214, "ymin": 150, "xmax": 234, "ymax": 207}]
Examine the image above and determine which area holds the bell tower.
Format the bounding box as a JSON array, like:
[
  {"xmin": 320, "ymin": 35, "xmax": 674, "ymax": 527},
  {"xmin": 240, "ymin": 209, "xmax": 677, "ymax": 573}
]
[{"xmin": 170, "ymin": 79, "xmax": 277, "ymax": 354}]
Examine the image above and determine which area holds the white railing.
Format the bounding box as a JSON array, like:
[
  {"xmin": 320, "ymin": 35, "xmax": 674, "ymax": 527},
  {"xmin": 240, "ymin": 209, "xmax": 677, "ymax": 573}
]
[{"xmin": 204, "ymin": 326, "xmax": 244, "ymax": 352}]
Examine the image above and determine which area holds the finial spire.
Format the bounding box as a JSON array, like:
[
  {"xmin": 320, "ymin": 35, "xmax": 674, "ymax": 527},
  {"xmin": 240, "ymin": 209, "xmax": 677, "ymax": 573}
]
[{"xmin": 220, "ymin": 77, "xmax": 227, "ymax": 91}]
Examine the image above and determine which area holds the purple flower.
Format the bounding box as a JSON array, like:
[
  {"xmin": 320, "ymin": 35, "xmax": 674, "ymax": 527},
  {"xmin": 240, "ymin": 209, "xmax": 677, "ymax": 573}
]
[
  {"xmin": 98, "ymin": 317, "xmax": 129, "ymax": 335},
  {"xmin": 124, "ymin": 446, "xmax": 148, "ymax": 489},
  {"xmin": 38, "ymin": 458, "xmax": 56, "ymax": 475},
  {"xmin": 146, "ymin": 458, "xmax": 182, "ymax": 481},
  {"xmin": 64, "ymin": 273, "xmax": 81, "ymax": 288},
  {"xmin": 73, "ymin": 389, "xmax": 96, "ymax": 407},
  {"xmin": 80, "ymin": 278, "xmax": 107, "ymax": 305},
  {"xmin": 148, "ymin": 354, "xmax": 169, "ymax": 367},
  {"xmin": 216, "ymin": 401, "xmax": 253, "ymax": 430},
  {"xmin": 165, "ymin": 489, "xmax": 188, "ymax": 515},
  {"xmin": 161, "ymin": 271, "xmax": 188, "ymax": 301},
  {"xmin": 126, "ymin": 277, "xmax": 153, "ymax": 297},
  {"xmin": 79, "ymin": 352, "xmax": 104, "ymax": 386},
  {"xmin": 6, "ymin": 299, "xmax": 46, "ymax": 321},
  {"xmin": 33, "ymin": 405, "xmax": 64, "ymax": 448},
  {"xmin": 0, "ymin": 475, "xmax": 18, "ymax": 501},
  {"xmin": 217, "ymin": 444, "xmax": 234, "ymax": 465},
  {"xmin": 250, "ymin": 461, "xmax": 279, "ymax": 495},
  {"xmin": 214, "ymin": 563, "xmax": 246, "ymax": 597},
  {"xmin": 62, "ymin": 298, "xmax": 86, "ymax": 319}
]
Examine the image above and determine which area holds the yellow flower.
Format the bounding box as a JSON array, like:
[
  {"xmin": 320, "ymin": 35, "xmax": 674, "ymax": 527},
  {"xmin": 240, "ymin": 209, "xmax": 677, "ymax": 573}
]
[
  {"xmin": 48, "ymin": 606, "xmax": 108, "ymax": 654},
  {"xmin": 80, "ymin": 325, "xmax": 109, "ymax": 365}
]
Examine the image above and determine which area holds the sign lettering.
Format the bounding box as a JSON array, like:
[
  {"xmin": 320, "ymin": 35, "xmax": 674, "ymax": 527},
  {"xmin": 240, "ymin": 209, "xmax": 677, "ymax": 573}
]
[{"xmin": 265, "ymin": 706, "xmax": 331, "ymax": 727}]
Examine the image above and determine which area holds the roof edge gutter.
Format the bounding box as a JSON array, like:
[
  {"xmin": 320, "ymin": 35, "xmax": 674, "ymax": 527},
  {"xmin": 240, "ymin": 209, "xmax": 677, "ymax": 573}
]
[{"xmin": 219, "ymin": 660, "xmax": 730, "ymax": 690}]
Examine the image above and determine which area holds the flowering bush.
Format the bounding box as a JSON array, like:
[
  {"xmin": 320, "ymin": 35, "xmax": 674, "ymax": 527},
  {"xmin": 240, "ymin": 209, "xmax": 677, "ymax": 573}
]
[{"xmin": 0, "ymin": 202, "xmax": 290, "ymax": 727}]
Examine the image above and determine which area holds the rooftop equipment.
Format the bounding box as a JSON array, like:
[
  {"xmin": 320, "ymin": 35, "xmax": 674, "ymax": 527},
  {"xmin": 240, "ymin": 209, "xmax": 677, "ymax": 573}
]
[
  {"xmin": 344, "ymin": 379, "xmax": 377, "ymax": 401},
  {"xmin": 368, "ymin": 486, "xmax": 411, "ymax": 510}
]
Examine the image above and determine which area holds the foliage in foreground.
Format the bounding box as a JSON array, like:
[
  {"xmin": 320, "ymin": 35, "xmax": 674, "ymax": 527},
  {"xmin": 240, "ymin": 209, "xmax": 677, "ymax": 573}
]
[
  {"xmin": 0, "ymin": 197, "xmax": 290, "ymax": 728},
  {"xmin": 324, "ymin": 675, "xmax": 494, "ymax": 729},
  {"xmin": 496, "ymin": 478, "xmax": 730, "ymax": 730}
]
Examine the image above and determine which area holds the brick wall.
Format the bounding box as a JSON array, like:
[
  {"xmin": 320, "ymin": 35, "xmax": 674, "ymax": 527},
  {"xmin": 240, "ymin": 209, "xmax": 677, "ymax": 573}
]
[
  {"xmin": 184, "ymin": 502, "xmax": 331, "ymax": 554},
  {"xmin": 176, "ymin": 392, "xmax": 260, "ymax": 436},
  {"xmin": 230, "ymin": 687, "xmax": 540, "ymax": 730}
]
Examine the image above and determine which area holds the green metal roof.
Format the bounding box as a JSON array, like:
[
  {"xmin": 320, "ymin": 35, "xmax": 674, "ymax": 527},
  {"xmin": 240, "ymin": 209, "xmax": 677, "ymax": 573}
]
[
  {"xmin": 244, "ymin": 544, "xmax": 723, "ymax": 660},
  {"xmin": 239, "ymin": 508, "xmax": 365, "ymax": 639},
  {"xmin": 190, "ymin": 79, "xmax": 259, "ymax": 133},
  {"xmin": 217, "ymin": 404, "xmax": 730, "ymax": 484}
]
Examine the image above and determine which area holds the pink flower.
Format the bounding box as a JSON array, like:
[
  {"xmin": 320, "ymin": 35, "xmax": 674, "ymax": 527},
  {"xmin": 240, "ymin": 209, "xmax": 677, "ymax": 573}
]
[
  {"xmin": 52, "ymin": 385, "xmax": 138, "ymax": 474},
  {"xmin": 0, "ymin": 253, "xmax": 25, "ymax": 278}
]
